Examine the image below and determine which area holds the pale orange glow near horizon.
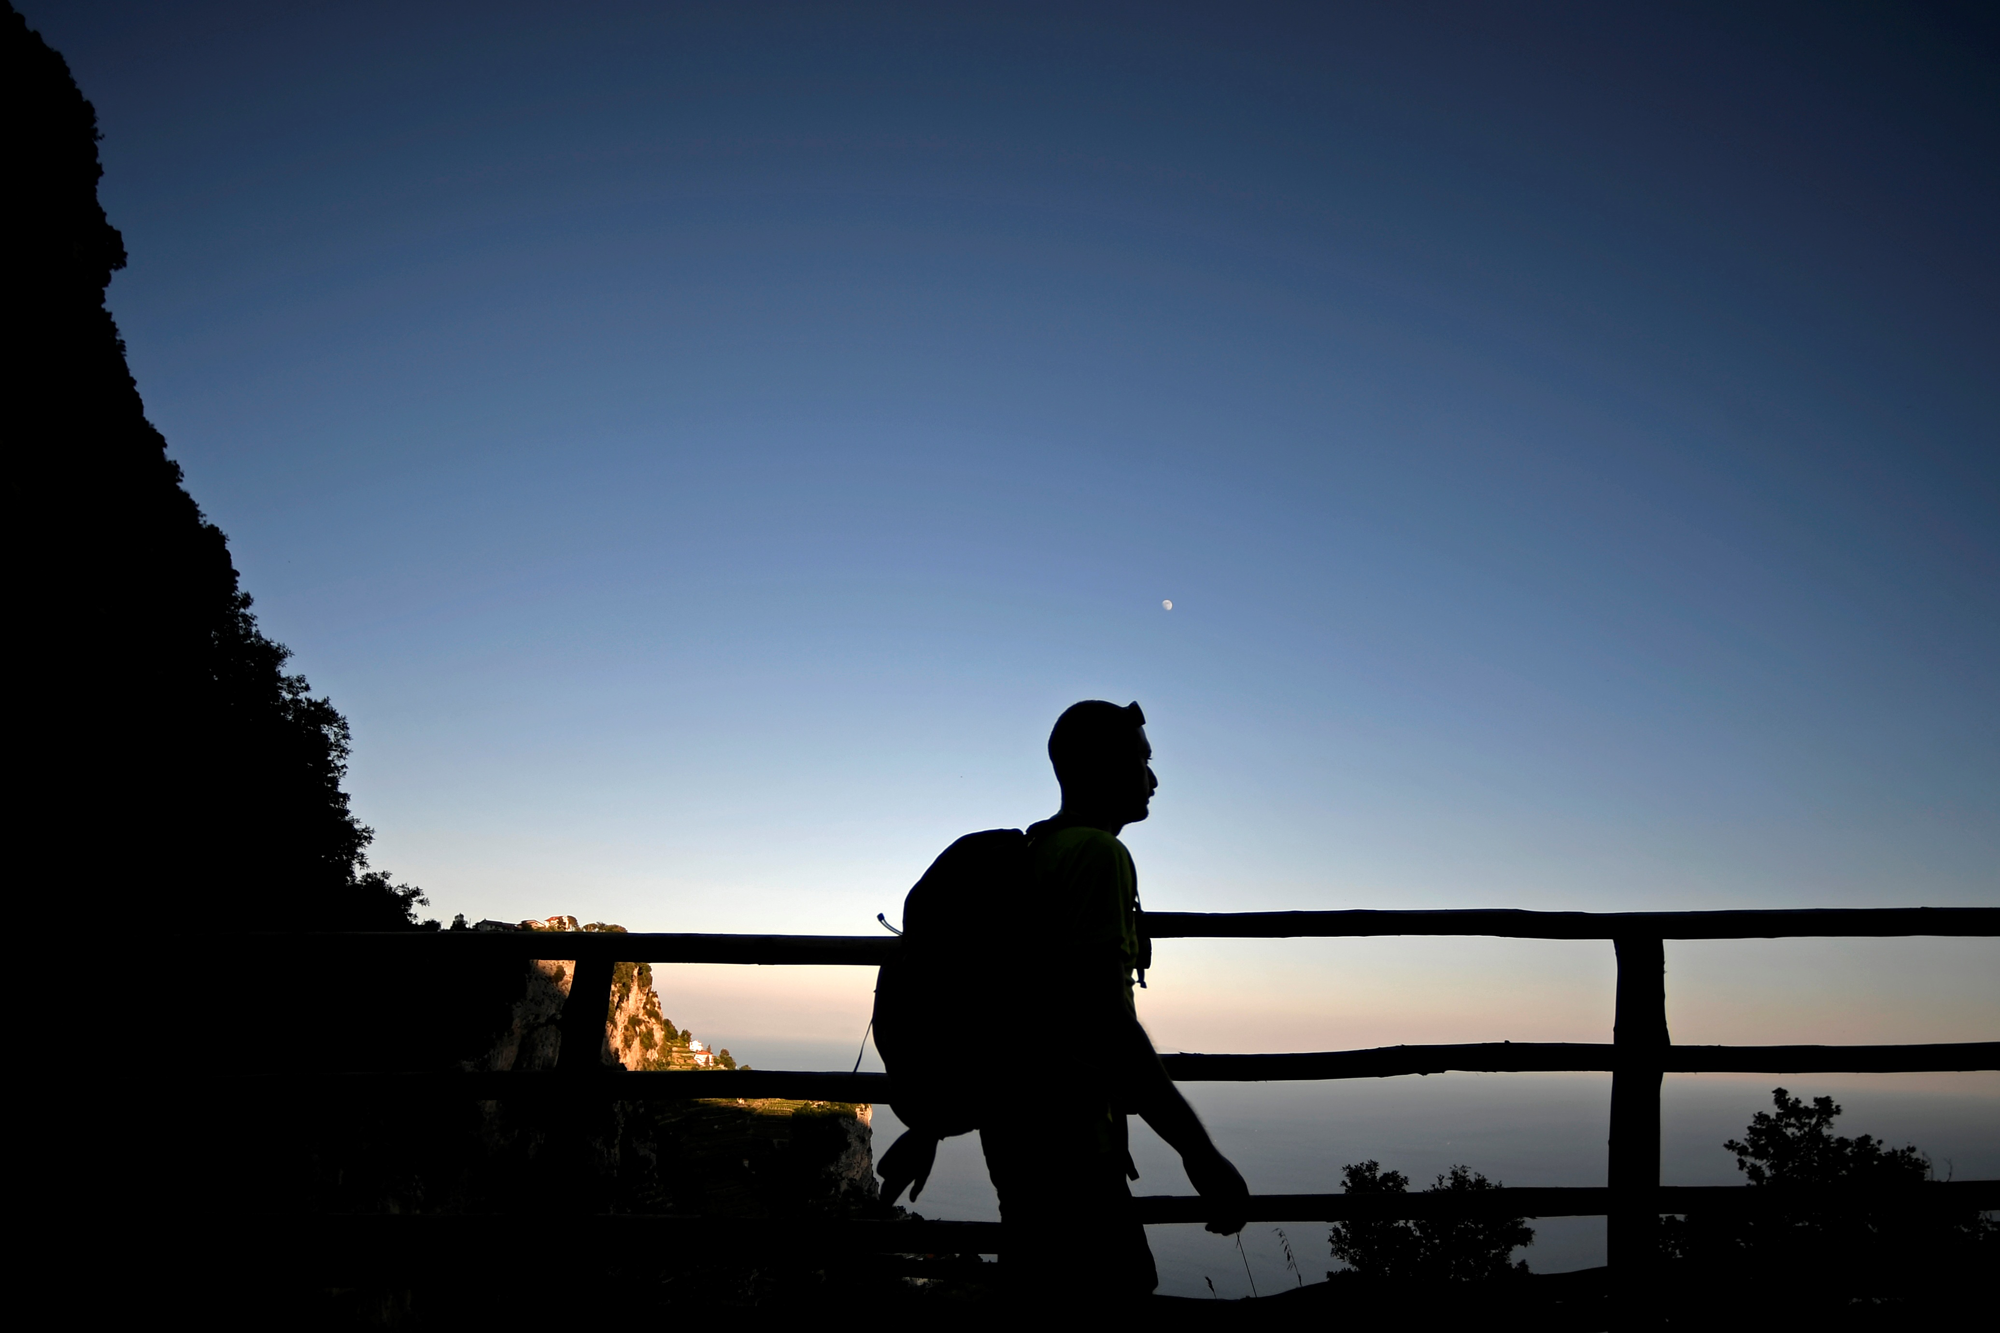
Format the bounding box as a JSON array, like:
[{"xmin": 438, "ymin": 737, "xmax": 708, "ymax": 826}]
[{"xmin": 647, "ymin": 935, "xmax": 1998, "ymax": 1071}]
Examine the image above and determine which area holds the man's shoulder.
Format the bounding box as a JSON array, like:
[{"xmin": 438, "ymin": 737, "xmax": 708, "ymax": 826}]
[
  {"xmin": 1028, "ymin": 821, "xmax": 1133, "ymax": 874},
  {"xmin": 1027, "ymin": 819, "xmax": 1124, "ymax": 848}
]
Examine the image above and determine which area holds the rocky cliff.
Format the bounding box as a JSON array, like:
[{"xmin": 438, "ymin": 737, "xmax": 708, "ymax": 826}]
[
  {"xmin": 464, "ymin": 914, "xmax": 880, "ymax": 1218},
  {"xmin": 205, "ymin": 912, "xmax": 887, "ymax": 1320},
  {"xmin": 475, "ymin": 916, "xmax": 737, "ymax": 1073}
]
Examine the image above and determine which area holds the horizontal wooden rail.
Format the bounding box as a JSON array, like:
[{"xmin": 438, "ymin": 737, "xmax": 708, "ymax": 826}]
[
  {"xmin": 1162, "ymin": 1040, "xmax": 2000, "ymax": 1079},
  {"xmin": 256, "ymin": 1069, "xmax": 893, "ymax": 1102},
  {"xmin": 198, "ymin": 1180, "xmax": 2000, "ymax": 1272},
  {"xmin": 255, "ymin": 931, "xmax": 898, "ymax": 965},
  {"xmin": 1131, "ymin": 1180, "xmax": 2000, "ymax": 1224},
  {"xmin": 219, "ymin": 1213, "xmax": 1005, "ymax": 1275},
  {"xmin": 207, "ymin": 896, "xmax": 2000, "ymax": 960},
  {"xmin": 229, "ymin": 1039, "xmax": 1998, "ymax": 1102},
  {"xmin": 213, "ymin": 906, "xmax": 1998, "ymax": 964},
  {"xmin": 1144, "ymin": 906, "xmax": 2000, "ymax": 940},
  {"xmin": 1655, "ymin": 1042, "xmax": 2000, "ymax": 1073}
]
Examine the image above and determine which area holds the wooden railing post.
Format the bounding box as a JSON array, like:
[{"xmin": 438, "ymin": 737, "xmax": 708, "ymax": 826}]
[
  {"xmin": 1608, "ymin": 934, "xmax": 1667, "ymax": 1324},
  {"xmin": 556, "ymin": 952, "xmax": 615, "ymax": 1073}
]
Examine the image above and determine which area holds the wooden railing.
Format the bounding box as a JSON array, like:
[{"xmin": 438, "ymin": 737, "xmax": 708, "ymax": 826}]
[{"xmin": 247, "ymin": 906, "xmax": 1998, "ymax": 1319}]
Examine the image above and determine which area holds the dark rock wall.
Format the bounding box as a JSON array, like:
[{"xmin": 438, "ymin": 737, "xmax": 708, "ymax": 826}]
[{"xmin": 8, "ymin": 2, "xmax": 415, "ymax": 935}]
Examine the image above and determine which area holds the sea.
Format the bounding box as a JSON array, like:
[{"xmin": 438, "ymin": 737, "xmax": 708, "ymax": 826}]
[{"xmin": 725, "ymin": 1039, "xmax": 2000, "ymax": 1300}]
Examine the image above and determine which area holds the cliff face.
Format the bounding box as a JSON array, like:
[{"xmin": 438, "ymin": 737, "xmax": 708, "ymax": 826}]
[
  {"xmin": 8, "ymin": 5, "xmax": 421, "ymax": 931},
  {"xmin": 475, "ymin": 916, "xmax": 742, "ymax": 1073},
  {"xmin": 230, "ymin": 914, "xmax": 891, "ymax": 1319},
  {"xmin": 420, "ymin": 914, "xmax": 881, "ymax": 1221},
  {"xmin": 463, "ymin": 915, "xmax": 879, "ymax": 1217}
]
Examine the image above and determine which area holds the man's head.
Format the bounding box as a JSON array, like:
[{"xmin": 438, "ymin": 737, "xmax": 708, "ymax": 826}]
[{"xmin": 1048, "ymin": 699, "xmax": 1156, "ymax": 826}]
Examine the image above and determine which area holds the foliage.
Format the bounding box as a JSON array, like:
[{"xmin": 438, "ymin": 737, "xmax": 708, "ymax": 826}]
[
  {"xmin": 1662, "ymin": 1087, "xmax": 1997, "ymax": 1295},
  {"xmin": 1723, "ymin": 1087, "xmax": 1927, "ymax": 1188},
  {"xmin": 1273, "ymin": 1226, "xmax": 1303, "ymax": 1287},
  {"xmin": 9, "ymin": 8, "xmax": 426, "ymax": 930},
  {"xmin": 1329, "ymin": 1160, "xmax": 1533, "ymax": 1283},
  {"xmin": 351, "ymin": 870, "xmax": 430, "ymax": 927}
]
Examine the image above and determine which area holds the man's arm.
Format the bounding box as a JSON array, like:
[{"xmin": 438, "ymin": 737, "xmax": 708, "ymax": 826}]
[
  {"xmin": 1111, "ymin": 996, "xmax": 1250, "ymax": 1235},
  {"xmin": 1050, "ymin": 830, "xmax": 1249, "ymax": 1230}
]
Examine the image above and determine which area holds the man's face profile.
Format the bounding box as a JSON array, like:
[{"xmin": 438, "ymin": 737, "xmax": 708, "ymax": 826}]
[{"xmin": 1126, "ymin": 726, "xmax": 1159, "ymax": 824}]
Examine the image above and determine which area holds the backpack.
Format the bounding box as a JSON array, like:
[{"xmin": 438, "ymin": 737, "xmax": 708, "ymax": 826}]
[{"xmin": 871, "ymin": 828, "xmax": 1029, "ymax": 1201}]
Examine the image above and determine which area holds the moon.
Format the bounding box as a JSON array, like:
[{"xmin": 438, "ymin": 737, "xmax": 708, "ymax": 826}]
[{"xmin": 1162, "ymin": 599, "xmax": 1173, "ymax": 610}]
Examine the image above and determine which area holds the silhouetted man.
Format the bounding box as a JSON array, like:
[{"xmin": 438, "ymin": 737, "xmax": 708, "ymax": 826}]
[{"xmin": 981, "ymin": 699, "xmax": 1249, "ymax": 1305}]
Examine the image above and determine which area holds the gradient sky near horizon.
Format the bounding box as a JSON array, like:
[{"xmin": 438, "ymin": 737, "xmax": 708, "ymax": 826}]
[{"xmin": 31, "ymin": 2, "xmax": 1996, "ymax": 1052}]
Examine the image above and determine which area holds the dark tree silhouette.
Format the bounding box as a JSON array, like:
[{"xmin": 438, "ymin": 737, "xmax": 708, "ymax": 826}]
[
  {"xmin": 1663, "ymin": 1087, "xmax": 1996, "ymax": 1315},
  {"xmin": 1724, "ymin": 1087, "xmax": 1930, "ymax": 1189},
  {"xmin": 8, "ymin": 3, "xmax": 423, "ymax": 930},
  {"xmin": 1329, "ymin": 1160, "xmax": 1534, "ymax": 1283}
]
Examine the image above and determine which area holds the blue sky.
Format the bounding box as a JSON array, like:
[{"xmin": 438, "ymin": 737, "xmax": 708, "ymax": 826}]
[{"xmin": 30, "ymin": 2, "xmax": 1995, "ymax": 1048}]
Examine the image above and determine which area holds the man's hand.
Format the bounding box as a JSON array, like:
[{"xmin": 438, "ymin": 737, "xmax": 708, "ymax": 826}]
[
  {"xmin": 877, "ymin": 1128, "xmax": 940, "ymax": 1207},
  {"xmin": 1184, "ymin": 1145, "xmax": 1250, "ymax": 1235}
]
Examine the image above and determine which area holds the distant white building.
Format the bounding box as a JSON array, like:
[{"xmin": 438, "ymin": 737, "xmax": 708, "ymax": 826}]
[{"xmin": 688, "ymin": 1039, "xmax": 716, "ymax": 1067}]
